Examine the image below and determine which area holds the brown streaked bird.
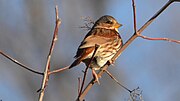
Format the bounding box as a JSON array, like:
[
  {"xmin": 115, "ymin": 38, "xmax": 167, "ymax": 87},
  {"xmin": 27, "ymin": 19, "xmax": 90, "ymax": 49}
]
[{"xmin": 69, "ymin": 15, "xmax": 123, "ymax": 84}]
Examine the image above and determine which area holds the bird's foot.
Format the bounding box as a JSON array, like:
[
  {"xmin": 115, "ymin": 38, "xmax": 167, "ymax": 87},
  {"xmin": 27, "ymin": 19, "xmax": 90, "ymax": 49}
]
[
  {"xmin": 92, "ymin": 69, "xmax": 100, "ymax": 85},
  {"xmin": 107, "ymin": 60, "xmax": 115, "ymax": 67}
]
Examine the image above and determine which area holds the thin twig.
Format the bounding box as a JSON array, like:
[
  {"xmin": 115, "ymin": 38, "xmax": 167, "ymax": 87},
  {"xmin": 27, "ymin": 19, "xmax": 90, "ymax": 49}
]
[
  {"xmin": 82, "ymin": 16, "xmax": 95, "ymax": 24},
  {"xmin": 138, "ymin": 34, "xmax": 180, "ymax": 44},
  {"xmin": 49, "ymin": 17, "xmax": 95, "ymax": 75},
  {"xmin": 133, "ymin": 0, "xmax": 179, "ymax": 44},
  {"xmin": 50, "ymin": 0, "xmax": 177, "ymax": 75},
  {"xmin": 78, "ymin": 77, "xmax": 82, "ymax": 96},
  {"xmin": 77, "ymin": 44, "xmax": 99, "ymax": 101},
  {"xmin": 79, "ymin": 16, "xmax": 94, "ymax": 30},
  {"xmin": 78, "ymin": 1, "xmax": 174, "ymax": 100},
  {"xmin": 48, "ymin": 66, "xmax": 69, "ymax": 75},
  {"xmin": 132, "ymin": 0, "xmax": 180, "ymax": 44},
  {"xmin": 129, "ymin": 87, "xmax": 143, "ymax": 101},
  {"xmin": 38, "ymin": 5, "xmax": 61, "ymax": 101},
  {"xmin": 105, "ymin": 70, "xmax": 132, "ymax": 93},
  {"xmin": 111, "ymin": 0, "xmax": 174, "ymax": 67},
  {"xmin": 0, "ymin": 50, "xmax": 43, "ymax": 75},
  {"xmin": 132, "ymin": 0, "xmax": 137, "ymax": 33},
  {"xmin": 130, "ymin": 1, "xmax": 143, "ymax": 100},
  {"xmin": 104, "ymin": 69, "xmax": 132, "ymax": 93}
]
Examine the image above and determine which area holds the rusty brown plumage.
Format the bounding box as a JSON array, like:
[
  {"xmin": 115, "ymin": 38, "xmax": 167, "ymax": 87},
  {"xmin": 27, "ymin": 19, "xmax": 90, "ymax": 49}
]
[{"xmin": 69, "ymin": 15, "xmax": 123, "ymax": 82}]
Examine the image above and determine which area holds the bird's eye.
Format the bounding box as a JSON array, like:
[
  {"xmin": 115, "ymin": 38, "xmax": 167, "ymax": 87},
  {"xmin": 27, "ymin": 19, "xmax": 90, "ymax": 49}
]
[{"xmin": 106, "ymin": 20, "xmax": 113, "ymax": 24}]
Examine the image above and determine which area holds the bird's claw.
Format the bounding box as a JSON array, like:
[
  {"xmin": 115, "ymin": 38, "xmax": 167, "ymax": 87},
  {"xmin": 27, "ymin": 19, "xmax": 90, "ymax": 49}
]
[
  {"xmin": 108, "ymin": 60, "xmax": 115, "ymax": 66},
  {"xmin": 92, "ymin": 69, "xmax": 100, "ymax": 85}
]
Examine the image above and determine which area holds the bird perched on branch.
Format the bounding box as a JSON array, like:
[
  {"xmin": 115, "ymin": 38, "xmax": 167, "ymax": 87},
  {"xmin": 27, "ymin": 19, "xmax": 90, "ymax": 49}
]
[{"xmin": 69, "ymin": 15, "xmax": 123, "ymax": 84}]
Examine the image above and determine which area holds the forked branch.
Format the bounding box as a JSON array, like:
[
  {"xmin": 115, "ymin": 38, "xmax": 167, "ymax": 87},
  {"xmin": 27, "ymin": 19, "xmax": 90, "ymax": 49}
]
[
  {"xmin": 77, "ymin": 44, "xmax": 99, "ymax": 101},
  {"xmin": 38, "ymin": 5, "xmax": 61, "ymax": 101},
  {"xmin": 78, "ymin": 0, "xmax": 176, "ymax": 100}
]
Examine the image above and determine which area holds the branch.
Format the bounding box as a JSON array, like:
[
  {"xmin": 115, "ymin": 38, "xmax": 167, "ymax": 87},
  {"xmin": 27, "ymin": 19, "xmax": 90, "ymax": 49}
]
[
  {"xmin": 111, "ymin": 0, "xmax": 175, "ymax": 66},
  {"xmin": 104, "ymin": 70, "xmax": 131, "ymax": 93},
  {"xmin": 129, "ymin": 87, "xmax": 143, "ymax": 101},
  {"xmin": 0, "ymin": 50, "xmax": 43, "ymax": 75},
  {"xmin": 135, "ymin": 0, "xmax": 179, "ymax": 44},
  {"xmin": 171, "ymin": 0, "xmax": 180, "ymax": 2},
  {"xmin": 38, "ymin": 5, "xmax": 61, "ymax": 101},
  {"xmin": 138, "ymin": 34, "xmax": 180, "ymax": 44},
  {"xmin": 105, "ymin": 70, "xmax": 144, "ymax": 101},
  {"xmin": 78, "ymin": 0, "xmax": 175, "ymax": 100},
  {"xmin": 48, "ymin": 65, "xmax": 69, "ymax": 75},
  {"xmin": 77, "ymin": 44, "xmax": 99, "ymax": 101},
  {"xmin": 79, "ymin": 16, "xmax": 94, "ymax": 30},
  {"xmin": 49, "ymin": 17, "xmax": 96, "ymax": 75},
  {"xmin": 132, "ymin": 0, "xmax": 137, "ymax": 33},
  {"xmin": 78, "ymin": 77, "xmax": 82, "ymax": 96}
]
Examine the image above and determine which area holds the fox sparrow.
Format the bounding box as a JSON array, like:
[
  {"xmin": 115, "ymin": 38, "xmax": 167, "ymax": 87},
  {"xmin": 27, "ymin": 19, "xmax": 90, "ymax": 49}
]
[{"xmin": 69, "ymin": 15, "xmax": 123, "ymax": 83}]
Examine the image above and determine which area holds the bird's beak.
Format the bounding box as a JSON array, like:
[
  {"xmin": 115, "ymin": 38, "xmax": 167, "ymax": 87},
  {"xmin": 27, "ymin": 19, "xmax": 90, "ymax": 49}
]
[{"xmin": 114, "ymin": 23, "xmax": 123, "ymax": 28}]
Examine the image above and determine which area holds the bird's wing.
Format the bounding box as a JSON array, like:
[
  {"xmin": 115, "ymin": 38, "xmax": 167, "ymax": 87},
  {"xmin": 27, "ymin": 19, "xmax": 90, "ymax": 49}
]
[
  {"xmin": 79, "ymin": 35, "xmax": 113, "ymax": 49},
  {"xmin": 69, "ymin": 47, "xmax": 94, "ymax": 68}
]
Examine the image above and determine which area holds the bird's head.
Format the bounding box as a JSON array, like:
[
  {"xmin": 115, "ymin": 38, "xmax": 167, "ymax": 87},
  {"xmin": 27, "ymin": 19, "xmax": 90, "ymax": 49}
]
[{"xmin": 94, "ymin": 15, "xmax": 122, "ymax": 32}]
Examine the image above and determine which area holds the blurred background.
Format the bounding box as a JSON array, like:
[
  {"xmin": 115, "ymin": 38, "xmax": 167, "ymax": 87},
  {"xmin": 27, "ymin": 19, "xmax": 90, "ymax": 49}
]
[{"xmin": 0, "ymin": 0, "xmax": 180, "ymax": 101}]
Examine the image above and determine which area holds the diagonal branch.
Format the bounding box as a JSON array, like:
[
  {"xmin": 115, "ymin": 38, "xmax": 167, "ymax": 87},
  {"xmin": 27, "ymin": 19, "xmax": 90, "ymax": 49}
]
[
  {"xmin": 78, "ymin": 0, "xmax": 175, "ymax": 100},
  {"xmin": 0, "ymin": 50, "xmax": 43, "ymax": 75},
  {"xmin": 38, "ymin": 5, "xmax": 61, "ymax": 101},
  {"xmin": 104, "ymin": 69, "xmax": 132, "ymax": 93},
  {"xmin": 77, "ymin": 44, "xmax": 99, "ymax": 101},
  {"xmin": 49, "ymin": 0, "xmax": 179, "ymax": 75}
]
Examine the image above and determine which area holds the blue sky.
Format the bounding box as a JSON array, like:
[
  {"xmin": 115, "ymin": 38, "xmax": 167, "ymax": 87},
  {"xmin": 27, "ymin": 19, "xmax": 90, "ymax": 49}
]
[{"xmin": 0, "ymin": 0, "xmax": 180, "ymax": 101}]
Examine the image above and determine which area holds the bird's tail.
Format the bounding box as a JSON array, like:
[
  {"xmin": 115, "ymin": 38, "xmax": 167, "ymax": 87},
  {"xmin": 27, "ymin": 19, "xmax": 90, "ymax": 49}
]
[{"xmin": 69, "ymin": 58, "xmax": 82, "ymax": 69}]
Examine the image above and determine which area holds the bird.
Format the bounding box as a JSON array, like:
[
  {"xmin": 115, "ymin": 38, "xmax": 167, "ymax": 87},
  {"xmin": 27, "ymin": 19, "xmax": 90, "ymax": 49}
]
[{"xmin": 69, "ymin": 15, "xmax": 123, "ymax": 84}]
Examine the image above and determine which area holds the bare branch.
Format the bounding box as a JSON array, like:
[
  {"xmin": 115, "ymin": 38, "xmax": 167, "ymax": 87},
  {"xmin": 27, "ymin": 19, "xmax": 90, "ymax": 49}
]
[
  {"xmin": 129, "ymin": 87, "xmax": 143, "ymax": 101},
  {"xmin": 79, "ymin": 16, "xmax": 94, "ymax": 30},
  {"xmin": 134, "ymin": 0, "xmax": 179, "ymax": 44},
  {"xmin": 78, "ymin": 77, "xmax": 82, "ymax": 96},
  {"xmin": 38, "ymin": 5, "xmax": 61, "ymax": 101},
  {"xmin": 48, "ymin": 66, "xmax": 69, "ymax": 75},
  {"xmin": 0, "ymin": 50, "xmax": 43, "ymax": 75},
  {"xmin": 132, "ymin": 0, "xmax": 137, "ymax": 33},
  {"xmin": 171, "ymin": 0, "xmax": 180, "ymax": 2},
  {"xmin": 78, "ymin": 0, "xmax": 175, "ymax": 100},
  {"xmin": 138, "ymin": 34, "xmax": 180, "ymax": 44},
  {"xmin": 77, "ymin": 44, "xmax": 99, "ymax": 101},
  {"xmin": 106, "ymin": 70, "xmax": 144, "ymax": 101},
  {"xmin": 104, "ymin": 69, "xmax": 132, "ymax": 93}
]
